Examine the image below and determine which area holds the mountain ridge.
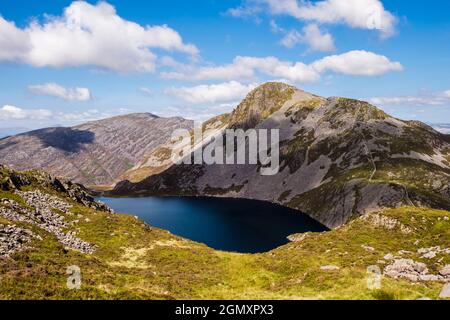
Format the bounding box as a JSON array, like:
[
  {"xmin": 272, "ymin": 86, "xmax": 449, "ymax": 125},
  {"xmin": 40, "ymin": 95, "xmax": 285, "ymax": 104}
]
[
  {"xmin": 111, "ymin": 82, "xmax": 450, "ymax": 228},
  {"xmin": 0, "ymin": 113, "xmax": 193, "ymax": 186},
  {"xmin": 1, "ymin": 82, "xmax": 449, "ymax": 229}
]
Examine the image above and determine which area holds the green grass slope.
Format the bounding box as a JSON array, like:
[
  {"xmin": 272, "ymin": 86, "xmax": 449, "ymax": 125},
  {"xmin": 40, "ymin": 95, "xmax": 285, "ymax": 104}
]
[{"xmin": 1, "ymin": 167, "xmax": 449, "ymax": 300}]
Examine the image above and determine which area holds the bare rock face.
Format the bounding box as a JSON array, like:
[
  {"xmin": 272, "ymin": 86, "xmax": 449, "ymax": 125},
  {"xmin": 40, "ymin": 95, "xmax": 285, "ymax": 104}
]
[
  {"xmin": 0, "ymin": 113, "xmax": 193, "ymax": 186},
  {"xmin": 112, "ymin": 82, "xmax": 450, "ymax": 229}
]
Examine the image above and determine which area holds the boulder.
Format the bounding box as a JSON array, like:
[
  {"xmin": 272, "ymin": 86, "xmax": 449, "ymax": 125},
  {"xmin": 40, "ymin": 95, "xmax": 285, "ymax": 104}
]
[
  {"xmin": 439, "ymin": 283, "xmax": 450, "ymax": 299},
  {"xmin": 439, "ymin": 265, "xmax": 450, "ymax": 277}
]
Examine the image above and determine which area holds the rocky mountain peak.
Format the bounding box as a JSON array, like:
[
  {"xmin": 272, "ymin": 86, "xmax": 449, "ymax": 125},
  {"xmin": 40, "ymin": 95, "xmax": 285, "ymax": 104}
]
[
  {"xmin": 111, "ymin": 83, "xmax": 450, "ymax": 229},
  {"xmin": 228, "ymin": 82, "xmax": 311, "ymax": 129}
]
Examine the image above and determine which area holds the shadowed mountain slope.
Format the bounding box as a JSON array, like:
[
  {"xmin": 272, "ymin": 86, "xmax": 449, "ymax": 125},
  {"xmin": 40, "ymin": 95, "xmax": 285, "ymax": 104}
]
[{"xmin": 0, "ymin": 113, "xmax": 193, "ymax": 186}]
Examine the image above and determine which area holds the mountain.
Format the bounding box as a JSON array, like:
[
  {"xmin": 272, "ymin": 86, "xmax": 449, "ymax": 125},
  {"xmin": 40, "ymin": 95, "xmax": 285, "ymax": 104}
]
[
  {"xmin": 112, "ymin": 82, "xmax": 450, "ymax": 228},
  {"xmin": 0, "ymin": 113, "xmax": 193, "ymax": 187},
  {"xmin": 1, "ymin": 164, "xmax": 449, "ymax": 299}
]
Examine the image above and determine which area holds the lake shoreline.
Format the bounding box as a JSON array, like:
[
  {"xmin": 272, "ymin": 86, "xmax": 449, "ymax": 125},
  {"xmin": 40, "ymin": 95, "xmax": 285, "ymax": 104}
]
[{"xmin": 97, "ymin": 196, "xmax": 328, "ymax": 254}]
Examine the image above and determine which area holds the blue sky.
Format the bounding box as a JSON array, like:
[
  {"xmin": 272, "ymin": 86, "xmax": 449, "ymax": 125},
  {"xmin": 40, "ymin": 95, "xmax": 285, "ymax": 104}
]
[{"xmin": 0, "ymin": 0, "xmax": 449, "ymax": 130}]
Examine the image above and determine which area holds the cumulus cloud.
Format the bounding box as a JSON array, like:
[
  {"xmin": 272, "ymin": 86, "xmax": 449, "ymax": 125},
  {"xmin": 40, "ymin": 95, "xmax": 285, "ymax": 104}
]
[
  {"xmin": 300, "ymin": 24, "xmax": 335, "ymax": 52},
  {"xmin": 165, "ymin": 81, "xmax": 258, "ymax": 104},
  {"xmin": 0, "ymin": 105, "xmax": 130, "ymax": 125},
  {"xmin": 0, "ymin": 105, "xmax": 53, "ymax": 120},
  {"xmin": 311, "ymin": 50, "xmax": 403, "ymax": 76},
  {"xmin": 228, "ymin": 3, "xmax": 263, "ymax": 18},
  {"xmin": 162, "ymin": 56, "xmax": 320, "ymax": 83},
  {"xmin": 0, "ymin": 17, "xmax": 31, "ymax": 61},
  {"xmin": 280, "ymin": 24, "xmax": 335, "ymax": 52},
  {"xmin": 369, "ymin": 90, "xmax": 450, "ymax": 107},
  {"xmin": 0, "ymin": 1, "xmax": 198, "ymax": 73},
  {"xmin": 28, "ymin": 83, "xmax": 91, "ymax": 101},
  {"xmin": 229, "ymin": 0, "xmax": 397, "ymax": 38},
  {"xmin": 269, "ymin": 20, "xmax": 285, "ymax": 33},
  {"xmin": 162, "ymin": 50, "xmax": 402, "ymax": 83},
  {"xmin": 156, "ymin": 104, "xmax": 238, "ymax": 122},
  {"xmin": 280, "ymin": 30, "xmax": 302, "ymax": 48}
]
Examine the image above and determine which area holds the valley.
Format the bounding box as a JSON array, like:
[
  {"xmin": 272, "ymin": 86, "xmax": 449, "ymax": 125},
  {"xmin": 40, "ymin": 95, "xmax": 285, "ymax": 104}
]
[{"xmin": 0, "ymin": 165, "xmax": 449, "ymax": 299}]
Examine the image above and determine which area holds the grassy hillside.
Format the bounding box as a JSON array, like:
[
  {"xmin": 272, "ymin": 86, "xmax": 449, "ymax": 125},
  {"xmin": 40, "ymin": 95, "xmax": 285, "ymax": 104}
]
[{"xmin": 1, "ymin": 167, "xmax": 449, "ymax": 299}]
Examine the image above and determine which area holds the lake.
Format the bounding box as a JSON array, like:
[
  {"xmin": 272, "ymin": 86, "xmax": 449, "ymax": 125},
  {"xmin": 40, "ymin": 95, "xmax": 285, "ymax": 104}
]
[{"xmin": 97, "ymin": 197, "xmax": 328, "ymax": 253}]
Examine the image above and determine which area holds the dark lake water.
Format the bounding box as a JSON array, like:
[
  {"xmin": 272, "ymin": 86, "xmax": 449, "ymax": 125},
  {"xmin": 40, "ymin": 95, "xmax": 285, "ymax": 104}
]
[{"xmin": 97, "ymin": 197, "xmax": 327, "ymax": 253}]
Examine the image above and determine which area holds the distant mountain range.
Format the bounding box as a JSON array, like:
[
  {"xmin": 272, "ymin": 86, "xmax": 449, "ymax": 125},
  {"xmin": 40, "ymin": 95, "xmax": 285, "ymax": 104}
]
[
  {"xmin": 432, "ymin": 124, "xmax": 450, "ymax": 134},
  {"xmin": 1, "ymin": 82, "xmax": 449, "ymax": 228}
]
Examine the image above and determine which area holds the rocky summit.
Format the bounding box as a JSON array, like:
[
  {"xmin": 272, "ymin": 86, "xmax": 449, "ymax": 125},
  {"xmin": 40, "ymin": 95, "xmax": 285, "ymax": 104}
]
[
  {"xmin": 0, "ymin": 113, "xmax": 193, "ymax": 187},
  {"xmin": 112, "ymin": 82, "xmax": 450, "ymax": 228}
]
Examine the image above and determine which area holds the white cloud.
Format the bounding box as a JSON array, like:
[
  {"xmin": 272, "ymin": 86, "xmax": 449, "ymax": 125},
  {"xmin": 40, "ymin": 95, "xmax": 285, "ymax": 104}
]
[
  {"xmin": 311, "ymin": 50, "xmax": 403, "ymax": 76},
  {"xmin": 230, "ymin": 0, "xmax": 397, "ymax": 38},
  {"xmin": 280, "ymin": 30, "xmax": 302, "ymax": 48},
  {"xmin": 280, "ymin": 24, "xmax": 335, "ymax": 52},
  {"xmin": 269, "ymin": 20, "xmax": 285, "ymax": 33},
  {"xmin": 28, "ymin": 83, "xmax": 91, "ymax": 101},
  {"xmin": 300, "ymin": 24, "xmax": 335, "ymax": 52},
  {"xmin": 156, "ymin": 104, "xmax": 238, "ymax": 122},
  {"xmin": 165, "ymin": 81, "xmax": 258, "ymax": 104},
  {"xmin": 227, "ymin": 2, "xmax": 263, "ymax": 18},
  {"xmin": 162, "ymin": 50, "xmax": 402, "ymax": 83},
  {"xmin": 0, "ymin": 105, "xmax": 131, "ymax": 125},
  {"xmin": 0, "ymin": 105, "xmax": 53, "ymax": 120},
  {"xmin": 0, "ymin": 1, "xmax": 198, "ymax": 73},
  {"xmin": 0, "ymin": 17, "xmax": 31, "ymax": 61},
  {"xmin": 369, "ymin": 90, "xmax": 450, "ymax": 107},
  {"xmin": 162, "ymin": 56, "xmax": 321, "ymax": 83}
]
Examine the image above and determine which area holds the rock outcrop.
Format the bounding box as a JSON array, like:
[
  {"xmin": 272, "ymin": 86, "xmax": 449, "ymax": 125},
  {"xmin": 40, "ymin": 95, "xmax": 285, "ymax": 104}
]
[
  {"xmin": 384, "ymin": 259, "xmax": 450, "ymax": 283},
  {"xmin": 0, "ymin": 164, "xmax": 111, "ymax": 212},
  {"xmin": 0, "ymin": 166, "xmax": 112, "ymax": 256},
  {"xmin": 0, "ymin": 224, "xmax": 40, "ymax": 258}
]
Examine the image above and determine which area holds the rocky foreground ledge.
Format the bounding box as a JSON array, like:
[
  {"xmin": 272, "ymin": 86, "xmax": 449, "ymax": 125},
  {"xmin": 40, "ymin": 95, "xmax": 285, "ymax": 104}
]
[
  {"xmin": 0, "ymin": 164, "xmax": 112, "ymax": 212},
  {"xmin": 0, "ymin": 164, "xmax": 449, "ymax": 300},
  {"xmin": 0, "ymin": 165, "xmax": 112, "ymax": 257}
]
